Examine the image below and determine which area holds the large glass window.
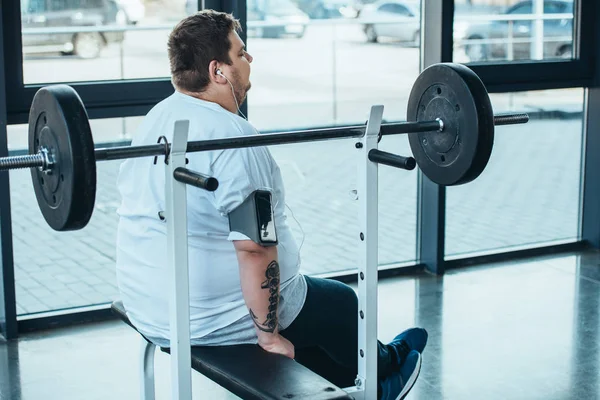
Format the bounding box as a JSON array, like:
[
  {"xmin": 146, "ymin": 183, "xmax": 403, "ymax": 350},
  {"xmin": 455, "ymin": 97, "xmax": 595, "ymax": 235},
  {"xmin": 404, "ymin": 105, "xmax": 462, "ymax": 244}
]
[
  {"xmin": 20, "ymin": 0, "xmax": 196, "ymax": 84},
  {"xmin": 246, "ymin": 0, "xmax": 422, "ymax": 274},
  {"xmin": 445, "ymin": 88, "xmax": 584, "ymax": 258},
  {"xmin": 12, "ymin": 0, "xmax": 424, "ymax": 312},
  {"xmin": 453, "ymin": 0, "xmax": 576, "ymax": 64}
]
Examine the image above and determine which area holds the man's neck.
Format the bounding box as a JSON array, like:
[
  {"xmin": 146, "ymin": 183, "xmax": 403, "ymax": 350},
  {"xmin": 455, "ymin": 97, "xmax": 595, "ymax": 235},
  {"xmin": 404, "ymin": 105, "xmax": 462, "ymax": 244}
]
[{"xmin": 176, "ymin": 87, "xmax": 236, "ymax": 114}]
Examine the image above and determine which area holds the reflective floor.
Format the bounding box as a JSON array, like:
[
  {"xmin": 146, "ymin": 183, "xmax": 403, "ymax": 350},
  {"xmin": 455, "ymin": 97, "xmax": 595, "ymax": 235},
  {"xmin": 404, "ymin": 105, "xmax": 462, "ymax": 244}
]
[{"xmin": 1, "ymin": 250, "xmax": 599, "ymax": 399}]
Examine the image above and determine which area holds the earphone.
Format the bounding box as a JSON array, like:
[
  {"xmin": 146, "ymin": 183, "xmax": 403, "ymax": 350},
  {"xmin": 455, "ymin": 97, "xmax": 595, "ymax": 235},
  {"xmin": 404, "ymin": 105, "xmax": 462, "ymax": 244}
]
[{"xmin": 216, "ymin": 68, "xmax": 247, "ymax": 120}]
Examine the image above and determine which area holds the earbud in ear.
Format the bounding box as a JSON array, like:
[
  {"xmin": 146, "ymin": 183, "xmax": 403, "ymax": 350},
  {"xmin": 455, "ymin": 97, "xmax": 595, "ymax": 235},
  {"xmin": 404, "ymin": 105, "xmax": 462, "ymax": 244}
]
[{"xmin": 216, "ymin": 69, "xmax": 223, "ymax": 76}]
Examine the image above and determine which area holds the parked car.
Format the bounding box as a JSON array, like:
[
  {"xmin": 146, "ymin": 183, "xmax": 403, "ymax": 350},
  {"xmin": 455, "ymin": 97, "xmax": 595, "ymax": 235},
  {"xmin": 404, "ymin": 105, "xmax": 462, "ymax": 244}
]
[
  {"xmin": 359, "ymin": 0, "xmax": 420, "ymax": 45},
  {"xmin": 115, "ymin": 0, "xmax": 145, "ymax": 25},
  {"xmin": 21, "ymin": 0, "xmax": 126, "ymax": 59},
  {"xmin": 247, "ymin": 0, "xmax": 310, "ymax": 39},
  {"xmin": 292, "ymin": 0, "xmax": 358, "ymax": 19},
  {"xmin": 455, "ymin": 0, "xmax": 574, "ymax": 62}
]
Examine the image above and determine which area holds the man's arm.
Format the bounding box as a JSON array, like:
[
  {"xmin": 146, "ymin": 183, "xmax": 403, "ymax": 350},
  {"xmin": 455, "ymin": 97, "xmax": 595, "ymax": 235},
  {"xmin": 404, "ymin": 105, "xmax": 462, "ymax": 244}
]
[{"xmin": 234, "ymin": 240, "xmax": 294, "ymax": 358}]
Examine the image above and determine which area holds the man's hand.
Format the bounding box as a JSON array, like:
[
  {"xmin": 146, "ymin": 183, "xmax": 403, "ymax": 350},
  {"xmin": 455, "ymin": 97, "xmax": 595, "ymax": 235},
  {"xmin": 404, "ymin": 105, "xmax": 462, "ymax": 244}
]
[{"xmin": 258, "ymin": 333, "xmax": 295, "ymax": 359}]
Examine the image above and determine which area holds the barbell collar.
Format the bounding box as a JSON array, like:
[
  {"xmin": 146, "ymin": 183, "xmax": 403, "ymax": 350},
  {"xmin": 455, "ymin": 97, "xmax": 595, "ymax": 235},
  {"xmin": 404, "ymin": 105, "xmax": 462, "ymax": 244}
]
[{"xmin": 39, "ymin": 148, "xmax": 55, "ymax": 172}]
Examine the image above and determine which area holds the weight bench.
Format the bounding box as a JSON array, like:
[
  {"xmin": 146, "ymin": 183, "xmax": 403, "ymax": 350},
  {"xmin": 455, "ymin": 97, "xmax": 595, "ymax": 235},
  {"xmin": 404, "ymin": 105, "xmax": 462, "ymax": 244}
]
[{"xmin": 111, "ymin": 300, "xmax": 353, "ymax": 400}]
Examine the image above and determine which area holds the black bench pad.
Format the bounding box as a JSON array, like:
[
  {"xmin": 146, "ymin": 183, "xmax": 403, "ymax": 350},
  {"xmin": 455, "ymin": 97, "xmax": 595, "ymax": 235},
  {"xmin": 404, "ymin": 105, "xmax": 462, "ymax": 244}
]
[{"xmin": 111, "ymin": 301, "xmax": 353, "ymax": 400}]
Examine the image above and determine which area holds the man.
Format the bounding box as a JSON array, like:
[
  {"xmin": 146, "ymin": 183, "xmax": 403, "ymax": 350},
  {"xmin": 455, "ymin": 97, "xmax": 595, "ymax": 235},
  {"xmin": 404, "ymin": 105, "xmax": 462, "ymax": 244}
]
[{"xmin": 115, "ymin": 10, "xmax": 427, "ymax": 400}]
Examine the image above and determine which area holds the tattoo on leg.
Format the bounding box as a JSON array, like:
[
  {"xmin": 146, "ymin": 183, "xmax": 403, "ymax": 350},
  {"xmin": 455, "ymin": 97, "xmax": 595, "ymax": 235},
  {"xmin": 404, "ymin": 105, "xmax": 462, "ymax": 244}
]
[{"xmin": 249, "ymin": 260, "xmax": 280, "ymax": 333}]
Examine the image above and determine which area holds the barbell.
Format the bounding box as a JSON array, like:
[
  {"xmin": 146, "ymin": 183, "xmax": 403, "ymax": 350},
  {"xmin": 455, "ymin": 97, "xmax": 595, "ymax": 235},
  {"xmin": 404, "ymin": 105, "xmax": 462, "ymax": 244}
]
[{"xmin": 0, "ymin": 62, "xmax": 528, "ymax": 232}]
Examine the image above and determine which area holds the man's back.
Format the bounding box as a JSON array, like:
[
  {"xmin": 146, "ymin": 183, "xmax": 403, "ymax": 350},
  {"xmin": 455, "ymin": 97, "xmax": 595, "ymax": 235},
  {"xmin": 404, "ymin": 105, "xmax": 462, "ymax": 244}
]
[{"xmin": 115, "ymin": 91, "xmax": 304, "ymax": 347}]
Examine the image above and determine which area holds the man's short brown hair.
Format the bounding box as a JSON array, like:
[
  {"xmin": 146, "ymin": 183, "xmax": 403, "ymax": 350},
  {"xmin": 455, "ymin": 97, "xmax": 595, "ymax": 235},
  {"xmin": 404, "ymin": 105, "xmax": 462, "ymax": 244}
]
[{"xmin": 168, "ymin": 10, "xmax": 242, "ymax": 93}]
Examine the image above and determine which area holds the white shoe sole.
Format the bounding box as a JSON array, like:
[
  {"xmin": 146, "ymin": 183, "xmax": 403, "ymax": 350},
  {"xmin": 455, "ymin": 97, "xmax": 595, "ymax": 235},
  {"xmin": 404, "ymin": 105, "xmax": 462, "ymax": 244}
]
[{"xmin": 396, "ymin": 353, "xmax": 422, "ymax": 400}]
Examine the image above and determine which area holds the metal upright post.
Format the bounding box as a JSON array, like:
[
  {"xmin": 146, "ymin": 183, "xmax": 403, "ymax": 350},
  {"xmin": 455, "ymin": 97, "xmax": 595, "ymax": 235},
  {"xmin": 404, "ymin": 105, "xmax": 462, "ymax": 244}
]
[
  {"xmin": 165, "ymin": 120, "xmax": 193, "ymax": 400},
  {"xmin": 0, "ymin": 0, "xmax": 17, "ymax": 340},
  {"xmin": 418, "ymin": 0, "xmax": 452, "ymax": 275},
  {"xmin": 580, "ymin": 2, "xmax": 600, "ymax": 248},
  {"xmin": 346, "ymin": 105, "xmax": 383, "ymax": 400}
]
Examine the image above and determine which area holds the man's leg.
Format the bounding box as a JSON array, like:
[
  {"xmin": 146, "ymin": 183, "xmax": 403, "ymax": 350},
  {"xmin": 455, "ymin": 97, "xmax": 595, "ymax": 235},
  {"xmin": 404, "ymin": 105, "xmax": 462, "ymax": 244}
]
[
  {"xmin": 280, "ymin": 276, "xmax": 426, "ymax": 385},
  {"xmin": 293, "ymin": 346, "xmax": 356, "ymax": 388}
]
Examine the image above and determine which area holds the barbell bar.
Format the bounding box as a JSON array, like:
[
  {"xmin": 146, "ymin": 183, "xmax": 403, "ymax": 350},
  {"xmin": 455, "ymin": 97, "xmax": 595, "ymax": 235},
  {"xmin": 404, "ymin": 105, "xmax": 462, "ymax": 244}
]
[
  {"xmin": 0, "ymin": 113, "xmax": 527, "ymax": 172},
  {"xmin": 0, "ymin": 62, "xmax": 529, "ymax": 232}
]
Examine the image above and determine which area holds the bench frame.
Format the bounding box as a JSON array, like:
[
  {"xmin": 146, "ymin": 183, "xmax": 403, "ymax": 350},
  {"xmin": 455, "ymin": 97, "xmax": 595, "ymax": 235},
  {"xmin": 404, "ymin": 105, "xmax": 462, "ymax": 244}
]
[
  {"xmin": 139, "ymin": 339, "xmax": 156, "ymax": 400},
  {"xmin": 130, "ymin": 106, "xmax": 384, "ymax": 399}
]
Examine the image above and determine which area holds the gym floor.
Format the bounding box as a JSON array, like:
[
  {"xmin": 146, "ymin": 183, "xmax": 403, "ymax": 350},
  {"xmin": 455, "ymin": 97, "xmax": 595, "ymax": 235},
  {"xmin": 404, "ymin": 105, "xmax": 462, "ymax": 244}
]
[{"xmin": 1, "ymin": 250, "xmax": 599, "ymax": 400}]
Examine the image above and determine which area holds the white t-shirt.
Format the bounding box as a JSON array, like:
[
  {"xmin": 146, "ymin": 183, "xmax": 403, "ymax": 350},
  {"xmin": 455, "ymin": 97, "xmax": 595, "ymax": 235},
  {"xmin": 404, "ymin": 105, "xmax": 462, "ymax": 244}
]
[{"xmin": 115, "ymin": 91, "xmax": 307, "ymax": 347}]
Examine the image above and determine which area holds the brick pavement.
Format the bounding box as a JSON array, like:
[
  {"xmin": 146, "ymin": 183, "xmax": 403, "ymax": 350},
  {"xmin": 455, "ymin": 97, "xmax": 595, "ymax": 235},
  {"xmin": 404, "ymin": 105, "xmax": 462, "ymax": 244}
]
[{"xmin": 10, "ymin": 118, "xmax": 583, "ymax": 314}]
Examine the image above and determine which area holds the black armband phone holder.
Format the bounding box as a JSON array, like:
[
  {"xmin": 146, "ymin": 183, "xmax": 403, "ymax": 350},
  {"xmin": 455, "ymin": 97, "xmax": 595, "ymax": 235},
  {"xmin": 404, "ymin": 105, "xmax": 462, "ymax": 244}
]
[{"xmin": 228, "ymin": 190, "xmax": 278, "ymax": 246}]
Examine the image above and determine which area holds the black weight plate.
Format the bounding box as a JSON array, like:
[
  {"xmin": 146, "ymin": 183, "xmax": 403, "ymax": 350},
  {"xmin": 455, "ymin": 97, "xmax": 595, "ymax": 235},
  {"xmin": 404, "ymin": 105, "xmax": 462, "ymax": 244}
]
[
  {"xmin": 28, "ymin": 85, "xmax": 96, "ymax": 231},
  {"xmin": 447, "ymin": 63, "xmax": 494, "ymax": 185},
  {"xmin": 407, "ymin": 63, "xmax": 494, "ymax": 186}
]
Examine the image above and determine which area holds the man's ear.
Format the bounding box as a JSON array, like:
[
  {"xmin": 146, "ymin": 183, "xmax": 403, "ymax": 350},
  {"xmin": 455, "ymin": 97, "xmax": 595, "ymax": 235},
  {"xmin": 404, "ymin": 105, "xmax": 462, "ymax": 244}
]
[{"xmin": 209, "ymin": 60, "xmax": 224, "ymax": 83}]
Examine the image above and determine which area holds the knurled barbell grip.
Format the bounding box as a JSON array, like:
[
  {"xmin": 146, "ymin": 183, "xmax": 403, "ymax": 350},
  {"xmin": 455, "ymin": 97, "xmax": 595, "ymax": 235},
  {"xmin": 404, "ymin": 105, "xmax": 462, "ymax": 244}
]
[{"xmin": 494, "ymin": 113, "xmax": 529, "ymax": 126}]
